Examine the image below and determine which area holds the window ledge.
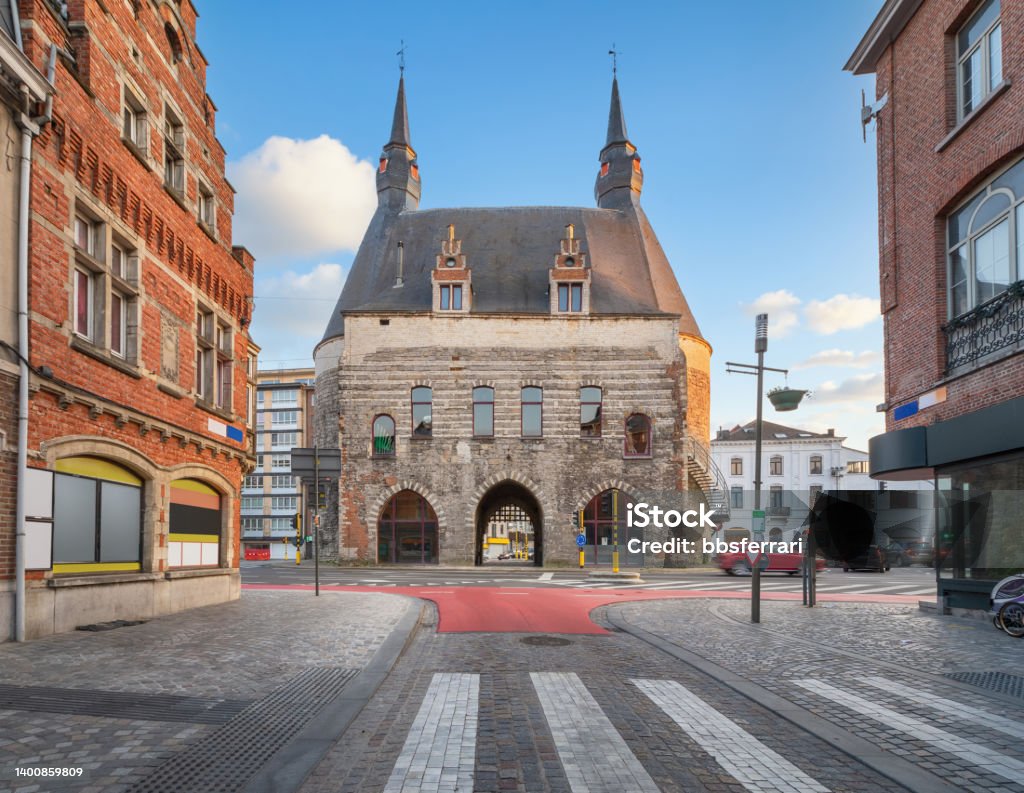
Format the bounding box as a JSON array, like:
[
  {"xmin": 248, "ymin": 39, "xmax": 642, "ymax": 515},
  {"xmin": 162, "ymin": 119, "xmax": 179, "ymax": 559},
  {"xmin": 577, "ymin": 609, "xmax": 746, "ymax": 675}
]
[
  {"xmin": 48, "ymin": 572, "xmax": 162, "ymax": 588},
  {"xmin": 121, "ymin": 136, "xmax": 152, "ymax": 171},
  {"xmin": 164, "ymin": 184, "xmax": 189, "ymax": 211},
  {"xmin": 198, "ymin": 219, "xmax": 217, "ymax": 242},
  {"xmin": 74, "ymin": 247, "xmax": 105, "ymax": 273},
  {"xmin": 164, "ymin": 567, "xmax": 234, "ymax": 580},
  {"xmin": 157, "ymin": 381, "xmax": 188, "ymax": 399},
  {"xmin": 936, "ymin": 80, "xmax": 1011, "ymax": 153},
  {"xmin": 195, "ymin": 398, "xmax": 235, "ymax": 423},
  {"xmin": 70, "ymin": 336, "xmax": 142, "ymax": 379},
  {"xmin": 624, "ymin": 455, "xmax": 653, "ymax": 461}
]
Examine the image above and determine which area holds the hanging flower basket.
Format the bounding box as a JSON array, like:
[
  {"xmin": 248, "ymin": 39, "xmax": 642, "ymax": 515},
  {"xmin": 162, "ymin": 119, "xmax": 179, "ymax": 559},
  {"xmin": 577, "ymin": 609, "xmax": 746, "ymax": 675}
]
[{"xmin": 767, "ymin": 387, "xmax": 809, "ymax": 412}]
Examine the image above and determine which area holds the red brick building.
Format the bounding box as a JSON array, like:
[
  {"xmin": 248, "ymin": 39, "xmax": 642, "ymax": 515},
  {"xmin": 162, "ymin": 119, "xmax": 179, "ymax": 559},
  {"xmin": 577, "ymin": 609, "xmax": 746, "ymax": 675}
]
[
  {"xmin": 847, "ymin": 0, "xmax": 1024, "ymax": 611},
  {"xmin": 2, "ymin": 0, "xmax": 256, "ymax": 640}
]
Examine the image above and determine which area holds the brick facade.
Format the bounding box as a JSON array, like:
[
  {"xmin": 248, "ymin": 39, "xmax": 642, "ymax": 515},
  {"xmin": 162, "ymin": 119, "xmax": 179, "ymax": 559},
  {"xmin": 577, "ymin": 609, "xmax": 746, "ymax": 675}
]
[
  {"xmin": 3, "ymin": 0, "xmax": 254, "ymax": 639},
  {"xmin": 853, "ymin": 0, "xmax": 1024, "ymax": 430}
]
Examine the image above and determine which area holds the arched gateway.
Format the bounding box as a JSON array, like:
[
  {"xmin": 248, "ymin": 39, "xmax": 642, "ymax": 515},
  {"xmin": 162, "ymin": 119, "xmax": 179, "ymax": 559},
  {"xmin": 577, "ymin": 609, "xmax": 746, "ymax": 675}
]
[{"xmin": 475, "ymin": 481, "xmax": 543, "ymax": 567}]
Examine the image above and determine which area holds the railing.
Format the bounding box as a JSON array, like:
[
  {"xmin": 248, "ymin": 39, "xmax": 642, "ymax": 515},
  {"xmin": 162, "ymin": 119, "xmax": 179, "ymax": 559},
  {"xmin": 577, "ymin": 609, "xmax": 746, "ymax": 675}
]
[
  {"xmin": 767, "ymin": 506, "xmax": 791, "ymax": 517},
  {"xmin": 944, "ymin": 281, "xmax": 1024, "ymax": 372},
  {"xmin": 684, "ymin": 437, "xmax": 730, "ymax": 521}
]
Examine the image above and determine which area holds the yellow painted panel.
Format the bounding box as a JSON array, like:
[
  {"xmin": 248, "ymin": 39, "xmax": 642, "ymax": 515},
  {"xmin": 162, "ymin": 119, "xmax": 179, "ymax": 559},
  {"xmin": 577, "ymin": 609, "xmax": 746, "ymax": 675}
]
[
  {"xmin": 56, "ymin": 457, "xmax": 142, "ymax": 485},
  {"xmin": 168, "ymin": 533, "xmax": 219, "ymax": 543},
  {"xmin": 170, "ymin": 478, "xmax": 219, "ymax": 496},
  {"xmin": 53, "ymin": 562, "xmax": 142, "ymax": 574}
]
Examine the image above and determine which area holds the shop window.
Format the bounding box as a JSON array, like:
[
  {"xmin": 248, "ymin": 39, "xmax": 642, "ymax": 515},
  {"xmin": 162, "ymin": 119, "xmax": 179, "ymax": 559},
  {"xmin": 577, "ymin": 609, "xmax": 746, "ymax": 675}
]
[
  {"xmin": 167, "ymin": 479, "xmax": 221, "ymax": 568},
  {"xmin": 378, "ymin": 490, "xmax": 438, "ymax": 564}
]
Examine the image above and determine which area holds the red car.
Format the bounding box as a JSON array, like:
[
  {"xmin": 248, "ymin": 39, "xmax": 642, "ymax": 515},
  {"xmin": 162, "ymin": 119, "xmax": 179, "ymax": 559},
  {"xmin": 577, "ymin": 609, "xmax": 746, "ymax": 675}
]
[{"xmin": 717, "ymin": 551, "xmax": 825, "ymax": 576}]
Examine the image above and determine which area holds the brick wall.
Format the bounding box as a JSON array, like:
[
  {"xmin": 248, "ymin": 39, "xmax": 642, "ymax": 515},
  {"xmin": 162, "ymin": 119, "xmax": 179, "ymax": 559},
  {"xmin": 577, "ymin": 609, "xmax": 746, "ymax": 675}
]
[{"xmin": 872, "ymin": 0, "xmax": 1024, "ymax": 430}]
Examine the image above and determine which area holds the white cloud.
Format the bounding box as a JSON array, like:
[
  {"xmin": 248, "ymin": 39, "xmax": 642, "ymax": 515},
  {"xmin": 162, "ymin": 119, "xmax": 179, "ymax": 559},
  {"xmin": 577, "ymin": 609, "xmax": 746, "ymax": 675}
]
[
  {"xmin": 228, "ymin": 135, "xmax": 376, "ymax": 262},
  {"xmin": 249, "ymin": 263, "xmax": 347, "ymax": 367},
  {"xmin": 793, "ymin": 349, "xmax": 880, "ymax": 370},
  {"xmin": 742, "ymin": 290, "xmax": 801, "ymax": 337},
  {"xmin": 811, "ymin": 372, "xmax": 884, "ymax": 405},
  {"xmin": 804, "ymin": 294, "xmax": 879, "ymax": 335}
]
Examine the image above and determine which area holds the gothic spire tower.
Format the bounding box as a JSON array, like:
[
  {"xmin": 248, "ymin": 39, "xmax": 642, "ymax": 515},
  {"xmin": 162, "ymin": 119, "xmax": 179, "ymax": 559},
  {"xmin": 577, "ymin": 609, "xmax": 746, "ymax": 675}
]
[
  {"xmin": 376, "ymin": 75, "xmax": 421, "ymax": 211},
  {"xmin": 595, "ymin": 76, "xmax": 643, "ymax": 209}
]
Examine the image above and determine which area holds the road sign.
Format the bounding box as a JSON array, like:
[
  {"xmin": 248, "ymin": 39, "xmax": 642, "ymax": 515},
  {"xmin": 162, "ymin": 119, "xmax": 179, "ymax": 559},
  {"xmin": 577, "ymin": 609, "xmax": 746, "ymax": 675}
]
[
  {"xmin": 575, "ymin": 534, "xmax": 586, "ymax": 548},
  {"xmin": 291, "ymin": 447, "xmax": 341, "ymax": 478},
  {"xmin": 746, "ymin": 546, "xmax": 759, "ymax": 565}
]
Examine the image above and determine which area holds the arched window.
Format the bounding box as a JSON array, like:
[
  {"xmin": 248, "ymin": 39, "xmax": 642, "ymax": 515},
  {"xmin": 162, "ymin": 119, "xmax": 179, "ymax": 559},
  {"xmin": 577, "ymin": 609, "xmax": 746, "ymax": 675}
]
[
  {"xmin": 730, "ymin": 457, "xmax": 742, "ymax": 476},
  {"xmin": 809, "ymin": 455, "xmax": 823, "ymax": 475},
  {"xmin": 52, "ymin": 457, "xmax": 143, "ymax": 573},
  {"xmin": 521, "ymin": 386, "xmax": 542, "ymax": 437},
  {"xmin": 769, "ymin": 527, "xmax": 783, "ymax": 541},
  {"xmin": 624, "ymin": 414, "xmax": 651, "ymax": 457},
  {"xmin": 473, "ymin": 386, "xmax": 494, "ymax": 437},
  {"xmin": 378, "ymin": 490, "xmax": 438, "ymax": 563},
  {"xmin": 580, "ymin": 386, "xmax": 602, "ymax": 437},
  {"xmin": 372, "ymin": 414, "xmax": 396, "ymax": 457},
  {"xmin": 769, "ymin": 455, "xmax": 783, "ymax": 475},
  {"xmin": 164, "ymin": 23, "xmax": 183, "ymax": 63},
  {"xmin": 411, "ymin": 387, "xmax": 432, "ymax": 438}
]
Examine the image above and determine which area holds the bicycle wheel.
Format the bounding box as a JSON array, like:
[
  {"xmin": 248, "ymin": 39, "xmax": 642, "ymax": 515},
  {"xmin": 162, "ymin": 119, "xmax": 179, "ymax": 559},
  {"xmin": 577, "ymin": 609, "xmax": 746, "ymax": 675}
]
[{"xmin": 998, "ymin": 602, "xmax": 1024, "ymax": 637}]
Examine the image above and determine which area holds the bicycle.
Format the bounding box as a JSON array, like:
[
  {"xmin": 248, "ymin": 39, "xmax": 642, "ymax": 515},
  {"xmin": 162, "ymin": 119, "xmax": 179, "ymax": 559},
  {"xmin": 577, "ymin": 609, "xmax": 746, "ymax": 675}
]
[{"xmin": 989, "ymin": 573, "xmax": 1024, "ymax": 637}]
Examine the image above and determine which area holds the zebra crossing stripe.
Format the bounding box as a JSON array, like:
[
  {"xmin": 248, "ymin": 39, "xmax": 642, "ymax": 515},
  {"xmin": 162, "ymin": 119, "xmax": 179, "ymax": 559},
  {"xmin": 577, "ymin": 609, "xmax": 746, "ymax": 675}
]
[
  {"xmin": 795, "ymin": 679, "xmax": 1024, "ymax": 785},
  {"xmin": 632, "ymin": 679, "xmax": 829, "ymax": 793},
  {"xmin": 531, "ymin": 672, "xmax": 660, "ymax": 793},
  {"xmin": 383, "ymin": 673, "xmax": 478, "ymax": 793},
  {"xmin": 860, "ymin": 676, "xmax": 1024, "ymax": 739}
]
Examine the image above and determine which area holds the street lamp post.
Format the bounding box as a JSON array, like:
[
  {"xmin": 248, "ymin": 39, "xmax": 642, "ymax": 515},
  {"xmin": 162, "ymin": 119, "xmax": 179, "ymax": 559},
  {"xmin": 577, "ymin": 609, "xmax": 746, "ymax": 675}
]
[{"xmin": 726, "ymin": 313, "xmax": 807, "ymax": 624}]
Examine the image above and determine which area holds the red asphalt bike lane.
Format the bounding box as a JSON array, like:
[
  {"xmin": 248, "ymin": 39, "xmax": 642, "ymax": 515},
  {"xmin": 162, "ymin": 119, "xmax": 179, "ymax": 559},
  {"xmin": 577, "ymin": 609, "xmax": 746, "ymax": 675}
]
[{"xmin": 243, "ymin": 584, "xmax": 930, "ymax": 635}]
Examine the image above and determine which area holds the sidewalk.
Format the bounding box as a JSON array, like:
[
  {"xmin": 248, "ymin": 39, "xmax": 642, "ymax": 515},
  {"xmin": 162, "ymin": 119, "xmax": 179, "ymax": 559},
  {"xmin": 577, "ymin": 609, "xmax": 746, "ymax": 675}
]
[
  {"xmin": 0, "ymin": 591, "xmax": 417, "ymax": 793},
  {"xmin": 606, "ymin": 598, "xmax": 1024, "ymax": 792}
]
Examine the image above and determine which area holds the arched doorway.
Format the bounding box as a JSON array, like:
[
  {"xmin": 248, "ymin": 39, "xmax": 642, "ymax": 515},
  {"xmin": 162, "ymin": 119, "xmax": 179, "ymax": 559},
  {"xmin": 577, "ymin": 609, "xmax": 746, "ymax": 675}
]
[
  {"xmin": 378, "ymin": 490, "xmax": 439, "ymax": 564},
  {"xmin": 476, "ymin": 481, "xmax": 542, "ymax": 566},
  {"xmin": 581, "ymin": 488, "xmax": 644, "ymax": 567}
]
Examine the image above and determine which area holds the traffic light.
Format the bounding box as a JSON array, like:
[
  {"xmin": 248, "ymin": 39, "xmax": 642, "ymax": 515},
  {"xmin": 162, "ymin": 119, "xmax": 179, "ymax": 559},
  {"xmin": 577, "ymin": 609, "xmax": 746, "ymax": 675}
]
[
  {"xmin": 294, "ymin": 536, "xmax": 303, "ymax": 547},
  {"xmin": 316, "ymin": 484, "xmax": 327, "ymax": 508},
  {"xmin": 291, "ymin": 512, "xmax": 301, "ymax": 530}
]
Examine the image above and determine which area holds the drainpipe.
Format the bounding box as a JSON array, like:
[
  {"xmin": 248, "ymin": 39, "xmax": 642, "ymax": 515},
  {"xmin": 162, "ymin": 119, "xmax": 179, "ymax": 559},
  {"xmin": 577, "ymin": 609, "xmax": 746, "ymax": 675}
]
[{"xmin": 14, "ymin": 46, "xmax": 57, "ymax": 642}]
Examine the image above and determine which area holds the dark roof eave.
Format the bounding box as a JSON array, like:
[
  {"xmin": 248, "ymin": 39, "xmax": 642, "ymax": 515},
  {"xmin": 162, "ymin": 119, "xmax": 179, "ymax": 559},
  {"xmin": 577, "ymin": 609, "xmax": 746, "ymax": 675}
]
[
  {"xmin": 844, "ymin": 0, "xmax": 925, "ymax": 75},
  {"xmin": 338, "ymin": 309, "xmax": 681, "ymax": 319}
]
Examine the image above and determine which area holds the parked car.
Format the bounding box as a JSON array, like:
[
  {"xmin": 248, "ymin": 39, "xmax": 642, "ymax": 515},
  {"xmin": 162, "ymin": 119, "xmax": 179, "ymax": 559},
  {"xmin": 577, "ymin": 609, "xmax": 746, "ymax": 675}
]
[
  {"xmin": 901, "ymin": 541, "xmax": 936, "ymax": 567},
  {"xmin": 842, "ymin": 545, "xmax": 889, "ymax": 572},
  {"xmin": 718, "ymin": 551, "xmax": 825, "ymax": 576}
]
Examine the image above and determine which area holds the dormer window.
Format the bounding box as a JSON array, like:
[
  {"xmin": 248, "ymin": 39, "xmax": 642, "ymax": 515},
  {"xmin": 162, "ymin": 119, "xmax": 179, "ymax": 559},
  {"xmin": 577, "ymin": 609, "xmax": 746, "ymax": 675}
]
[
  {"xmin": 440, "ymin": 285, "xmax": 462, "ymax": 311},
  {"xmin": 557, "ymin": 283, "xmax": 583, "ymax": 313}
]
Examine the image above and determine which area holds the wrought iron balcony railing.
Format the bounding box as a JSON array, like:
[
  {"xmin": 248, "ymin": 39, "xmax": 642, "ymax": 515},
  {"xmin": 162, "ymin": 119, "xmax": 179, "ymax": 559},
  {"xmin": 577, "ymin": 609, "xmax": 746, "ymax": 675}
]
[{"xmin": 945, "ymin": 281, "xmax": 1024, "ymax": 372}]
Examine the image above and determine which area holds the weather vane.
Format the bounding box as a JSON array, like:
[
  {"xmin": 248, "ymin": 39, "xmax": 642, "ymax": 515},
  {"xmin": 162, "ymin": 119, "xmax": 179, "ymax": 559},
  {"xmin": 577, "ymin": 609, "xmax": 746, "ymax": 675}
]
[
  {"xmin": 397, "ymin": 40, "xmax": 406, "ymax": 75},
  {"xmin": 608, "ymin": 44, "xmax": 621, "ymax": 75}
]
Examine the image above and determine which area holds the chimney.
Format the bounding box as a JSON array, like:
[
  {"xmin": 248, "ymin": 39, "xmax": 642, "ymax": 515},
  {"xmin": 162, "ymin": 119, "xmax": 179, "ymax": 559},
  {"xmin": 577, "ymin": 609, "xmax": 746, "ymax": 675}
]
[{"xmin": 827, "ymin": 428, "xmax": 834, "ymax": 437}]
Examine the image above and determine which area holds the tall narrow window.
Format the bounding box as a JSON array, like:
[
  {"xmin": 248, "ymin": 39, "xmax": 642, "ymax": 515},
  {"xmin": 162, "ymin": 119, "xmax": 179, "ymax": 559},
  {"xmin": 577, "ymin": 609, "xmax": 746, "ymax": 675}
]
[
  {"xmin": 164, "ymin": 105, "xmax": 185, "ymax": 194},
  {"xmin": 473, "ymin": 386, "xmax": 494, "ymax": 437},
  {"xmin": 372, "ymin": 414, "xmax": 396, "ymax": 457},
  {"xmin": 74, "ymin": 215, "xmax": 97, "ymax": 257},
  {"xmin": 110, "ymin": 291, "xmax": 125, "ymax": 357},
  {"xmin": 957, "ymin": 0, "xmax": 1001, "ymax": 119},
  {"xmin": 730, "ymin": 486, "xmax": 743, "ymax": 509},
  {"xmin": 74, "ymin": 269, "xmax": 93, "ymax": 339},
  {"xmin": 580, "ymin": 386, "xmax": 602, "ymax": 437},
  {"xmin": 809, "ymin": 455, "xmax": 823, "ymax": 475},
  {"xmin": 440, "ymin": 284, "xmax": 463, "ymax": 311},
  {"xmin": 521, "ymin": 386, "xmax": 542, "ymax": 437},
  {"xmin": 769, "ymin": 455, "xmax": 783, "ymax": 476},
  {"xmin": 770, "ymin": 485, "xmax": 784, "ymax": 508},
  {"xmin": 198, "ymin": 182, "xmax": 215, "ymax": 230},
  {"xmin": 412, "ymin": 386, "xmax": 432, "ymax": 437},
  {"xmin": 730, "ymin": 457, "xmax": 742, "ymax": 476},
  {"xmin": 122, "ymin": 87, "xmax": 147, "ymax": 151},
  {"xmin": 624, "ymin": 414, "xmax": 651, "ymax": 457}
]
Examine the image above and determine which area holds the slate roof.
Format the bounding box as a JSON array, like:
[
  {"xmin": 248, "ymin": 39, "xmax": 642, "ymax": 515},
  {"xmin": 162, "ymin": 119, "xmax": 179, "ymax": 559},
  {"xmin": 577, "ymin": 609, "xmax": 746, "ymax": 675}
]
[
  {"xmin": 320, "ymin": 203, "xmax": 704, "ymax": 342},
  {"xmin": 714, "ymin": 421, "xmax": 839, "ymax": 442}
]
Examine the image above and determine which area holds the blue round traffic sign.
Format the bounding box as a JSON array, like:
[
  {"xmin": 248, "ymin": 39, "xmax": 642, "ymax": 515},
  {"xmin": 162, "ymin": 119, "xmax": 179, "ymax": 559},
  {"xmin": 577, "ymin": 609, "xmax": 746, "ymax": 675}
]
[{"xmin": 575, "ymin": 534, "xmax": 587, "ymax": 548}]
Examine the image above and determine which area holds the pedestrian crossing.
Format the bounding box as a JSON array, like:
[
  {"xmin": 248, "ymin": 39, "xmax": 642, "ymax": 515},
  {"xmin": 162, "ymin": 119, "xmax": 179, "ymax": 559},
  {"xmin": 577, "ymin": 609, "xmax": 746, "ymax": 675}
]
[
  {"xmin": 548, "ymin": 577, "xmax": 937, "ymax": 596},
  {"xmin": 378, "ymin": 672, "xmax": 1024, "ymax": 793}
]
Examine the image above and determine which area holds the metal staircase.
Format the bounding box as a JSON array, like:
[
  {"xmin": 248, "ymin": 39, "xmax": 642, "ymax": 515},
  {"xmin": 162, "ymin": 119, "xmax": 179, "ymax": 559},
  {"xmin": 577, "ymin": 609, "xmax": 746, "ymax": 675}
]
[{"xmin": 684, "ymin": 437, "xmax": 730, "ymax": 524}]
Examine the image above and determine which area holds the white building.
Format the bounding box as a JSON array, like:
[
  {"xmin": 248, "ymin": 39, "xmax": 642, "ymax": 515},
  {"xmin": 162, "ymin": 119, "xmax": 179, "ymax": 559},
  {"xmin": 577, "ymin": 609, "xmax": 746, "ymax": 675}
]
[{"xmin": 711, "ymin": 421, "xmax": 933, "ymax": 548}]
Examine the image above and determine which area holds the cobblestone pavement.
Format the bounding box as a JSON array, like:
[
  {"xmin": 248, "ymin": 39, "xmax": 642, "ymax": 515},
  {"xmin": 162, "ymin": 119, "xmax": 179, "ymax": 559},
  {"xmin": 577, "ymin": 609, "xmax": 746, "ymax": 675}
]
[
  {"xmin": 300, "ymin": 604, "xmax": 907, "ymax": 793},
  {"xmin": 610, "ymin": 599, "xmax": 1024, "ymax": 793},
  {"xmin": 0, "ymin": 591, "xmax": 411, "ymax": 793}
]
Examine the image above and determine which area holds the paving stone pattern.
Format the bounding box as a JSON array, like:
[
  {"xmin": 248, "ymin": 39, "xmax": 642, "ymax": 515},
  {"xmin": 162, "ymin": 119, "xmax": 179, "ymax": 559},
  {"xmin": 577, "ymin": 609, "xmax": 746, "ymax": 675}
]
[
  {"xmin": 611, "ymin": 599, "xmax": 1024, "ymax": 793},
  {"xmin": 0, "ymin": 592, "xmax": 409, "ymax": 793},
  {"xmin": 299, "ymin": 604, "xmax": 903, "ymax": 793}
]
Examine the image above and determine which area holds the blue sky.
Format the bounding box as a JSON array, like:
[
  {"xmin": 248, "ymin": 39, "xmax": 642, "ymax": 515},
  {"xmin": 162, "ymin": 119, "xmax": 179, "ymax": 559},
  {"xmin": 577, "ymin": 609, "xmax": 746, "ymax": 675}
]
[{"xmin": 199, "ymin": 1, "xmax": 885, "ymax": 449}]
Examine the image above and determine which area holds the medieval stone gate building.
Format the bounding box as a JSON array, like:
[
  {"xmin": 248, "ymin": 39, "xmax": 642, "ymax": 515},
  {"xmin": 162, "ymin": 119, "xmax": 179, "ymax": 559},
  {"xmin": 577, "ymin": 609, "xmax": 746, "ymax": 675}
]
[{"xmin": 314, "ymin": 76, "xmax": 715, "ymax": 566}]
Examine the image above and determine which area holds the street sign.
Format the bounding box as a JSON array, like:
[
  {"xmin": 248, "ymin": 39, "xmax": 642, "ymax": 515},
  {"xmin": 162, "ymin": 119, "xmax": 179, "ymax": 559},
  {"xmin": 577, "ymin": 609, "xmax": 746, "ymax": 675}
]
[
  {"xmin": 575, "ymin": 534, "xmax": 586, "ymax": 548},
  {"xmin": 291, "ymin": 447, "xmax": 341, "ymax": 478},
  {"xmin": 746, "ymin": 546, "xmax": 759, "ymax": 565}
]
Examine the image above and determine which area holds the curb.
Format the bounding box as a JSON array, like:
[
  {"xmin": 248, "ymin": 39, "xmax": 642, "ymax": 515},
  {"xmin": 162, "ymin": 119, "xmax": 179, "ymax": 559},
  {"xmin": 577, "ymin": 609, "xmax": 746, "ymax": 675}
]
[
  {"xmin": 604, "ymin": 606, "xmax": 965, "ymax": 793},
  {"xmin": 240, "ymin": 596, "xmax": 426, "ymax": 793}
]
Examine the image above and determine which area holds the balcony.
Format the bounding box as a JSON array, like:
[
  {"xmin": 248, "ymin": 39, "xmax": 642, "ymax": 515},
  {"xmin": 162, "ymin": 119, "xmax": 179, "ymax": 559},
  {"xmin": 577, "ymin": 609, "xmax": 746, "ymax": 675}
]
[
  {"xmin": 767, "ymin": 506, "xmax": 791, "ymax": 517},
  {"xmin": 945, "ymin": 281, "xmax": 1024, "ymax": 373}
]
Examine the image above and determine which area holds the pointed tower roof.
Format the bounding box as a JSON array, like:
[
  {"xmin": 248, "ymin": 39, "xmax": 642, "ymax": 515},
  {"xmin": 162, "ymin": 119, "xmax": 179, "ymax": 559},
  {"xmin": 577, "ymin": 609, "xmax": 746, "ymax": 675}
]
[
  {"xmin": 377, "ymin": 74, "xmax": 421, "ymax": 212},
  {"xmin": 388, "ymin": 75, "xmax": 411, "ymax": 148},
  {"xmin": 605, "ymin": 77, "xmax": 629, "ymax": 148}
]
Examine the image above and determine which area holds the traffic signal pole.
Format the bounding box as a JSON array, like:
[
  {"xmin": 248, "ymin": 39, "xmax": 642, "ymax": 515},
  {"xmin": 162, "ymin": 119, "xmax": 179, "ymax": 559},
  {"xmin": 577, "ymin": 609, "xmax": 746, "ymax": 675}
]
[{"xmin": 314, "ymin": 443, "xmax": 320, "ymax": 597}]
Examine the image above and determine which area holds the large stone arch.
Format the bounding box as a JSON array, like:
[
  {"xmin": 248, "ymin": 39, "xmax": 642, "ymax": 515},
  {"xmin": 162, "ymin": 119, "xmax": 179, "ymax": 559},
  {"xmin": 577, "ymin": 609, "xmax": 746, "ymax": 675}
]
[
  {"xmin": 368, "ymin": 480, "xmax": 449, "ymax": 534},
  {"xmin": 166, "ymin": 463, "xmax": 237, "ymax": 568},
  {"xmin": 470, "ymin": 472, "xmax": 547, "ymax": 567},
  {"xmin": 573, "ymin": 479, "xmax": 644, "ymax": 513}
]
